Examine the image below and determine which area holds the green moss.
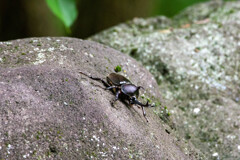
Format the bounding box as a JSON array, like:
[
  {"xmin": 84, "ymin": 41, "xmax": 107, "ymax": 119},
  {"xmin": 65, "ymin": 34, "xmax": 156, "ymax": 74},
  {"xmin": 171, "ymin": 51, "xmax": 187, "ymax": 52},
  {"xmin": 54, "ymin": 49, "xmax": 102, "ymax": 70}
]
[
  {"xmin": 226, "ymin": 9, "xmax": 235, "ymax": 15},
  {"xmin": 104, "ymin": 56, "xmax": 111, "ymax": 64},
  {"xmin": 22, "ymin": 133, "xmax": 27, "ymax": 139},
  {"xmin": 45, "ymin": 150, "xmax": 52, "ymax": 157},
  {"xmin": 155, "ymin": 101, "xmax": 161, "ymax": 106},
  {"xmin": 91, "ymin": 152, "xmax": 97, "ymax": 157},
  {"xmin": 49, "ymin": 94, "xmax": 53, "ymax": 100},
  {"xmin": 4, "ymin": 132, "xmax": 8, "ymax": 137},
  {"xmin": 103, "ymin": 130, "xmax": 108, "ymax": 135},
  {"xmin": 146, "ymin": 98, "xmax": 152, "ymax": 103},
  {"xmin": 32, "ymin": 150, "xmax": 37, "ymax": 156},
  {"xmin": 114, "ymin": 65, "xmax": 122, "ymax": 72},
  {"xmin": 2, "ymin": 56, "xmax": 6, "ymax": 63},
  {"xmin": 36, "ymin": 131, "xmax": 43, "ymax": 140}
]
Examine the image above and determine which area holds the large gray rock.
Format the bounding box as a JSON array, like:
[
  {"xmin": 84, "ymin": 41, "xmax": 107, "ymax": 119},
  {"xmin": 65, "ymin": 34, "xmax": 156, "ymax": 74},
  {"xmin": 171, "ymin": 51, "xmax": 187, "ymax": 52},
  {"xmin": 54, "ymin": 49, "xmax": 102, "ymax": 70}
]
[
  {"xmin": 90, "ymin": 1, "xmax": 240, "ymax": 159},
  {"xmin": 0, "ymin": 38, "xmax": 199, "ymax": 159}
]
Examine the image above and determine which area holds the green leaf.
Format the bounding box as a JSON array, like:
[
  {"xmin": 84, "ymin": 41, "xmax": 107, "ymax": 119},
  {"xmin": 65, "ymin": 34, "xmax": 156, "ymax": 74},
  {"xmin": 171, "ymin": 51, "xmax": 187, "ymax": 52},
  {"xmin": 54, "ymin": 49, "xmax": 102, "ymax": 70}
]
[{"xmin": 46, "ymin": 0, "xmax": 78, "ymax": 28}]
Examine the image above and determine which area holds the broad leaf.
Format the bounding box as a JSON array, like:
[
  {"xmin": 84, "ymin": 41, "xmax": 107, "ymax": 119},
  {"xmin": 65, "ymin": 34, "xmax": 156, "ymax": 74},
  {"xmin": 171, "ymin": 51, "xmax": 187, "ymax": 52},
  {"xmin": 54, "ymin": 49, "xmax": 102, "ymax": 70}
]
[{"xmin": 46, "ymin": 0, "xmax": 78, "ymax": 28}]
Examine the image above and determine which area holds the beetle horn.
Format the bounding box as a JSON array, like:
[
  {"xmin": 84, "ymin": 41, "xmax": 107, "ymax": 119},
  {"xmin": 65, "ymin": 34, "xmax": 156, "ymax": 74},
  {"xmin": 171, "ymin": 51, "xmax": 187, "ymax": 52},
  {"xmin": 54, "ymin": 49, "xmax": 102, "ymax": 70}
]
[
  {"xmin": 137, "ymin": 86, "xmax": 144, "ymax": 90},
  {"xmin": 145, "ymin": 101, "xmax": 155, "ymax": 107},
  {"xmin": 146, "ymin": 101, "xmax": 149, "ymax": 106},
  {"xmin": 131, "ymin": 97, "xmax": 154, "ymax": 108}
]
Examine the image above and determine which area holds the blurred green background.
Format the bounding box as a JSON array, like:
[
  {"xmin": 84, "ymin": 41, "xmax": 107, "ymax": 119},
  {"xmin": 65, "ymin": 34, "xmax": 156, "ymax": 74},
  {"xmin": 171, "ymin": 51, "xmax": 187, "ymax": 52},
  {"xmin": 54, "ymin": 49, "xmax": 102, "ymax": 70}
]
[{"xmin": 0, "ymin": 0, "xmax": 234, "ymax": 41}]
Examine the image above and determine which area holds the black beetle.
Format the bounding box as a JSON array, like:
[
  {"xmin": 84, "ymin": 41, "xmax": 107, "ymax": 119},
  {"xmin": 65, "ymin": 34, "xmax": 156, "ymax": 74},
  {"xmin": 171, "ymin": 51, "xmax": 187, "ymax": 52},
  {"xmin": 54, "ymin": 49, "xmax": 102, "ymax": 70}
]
[{"xmin": 79, "ymin": 71, "xmax": 155, "ymax": 122}]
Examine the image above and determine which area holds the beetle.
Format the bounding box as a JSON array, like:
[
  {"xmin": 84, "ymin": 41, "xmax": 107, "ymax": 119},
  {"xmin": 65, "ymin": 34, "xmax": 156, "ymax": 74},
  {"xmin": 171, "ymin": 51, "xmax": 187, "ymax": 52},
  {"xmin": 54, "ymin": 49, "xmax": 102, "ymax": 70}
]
[{"xmin": 79, "ymin": 71, "xmax": 155, "ymax": 122}]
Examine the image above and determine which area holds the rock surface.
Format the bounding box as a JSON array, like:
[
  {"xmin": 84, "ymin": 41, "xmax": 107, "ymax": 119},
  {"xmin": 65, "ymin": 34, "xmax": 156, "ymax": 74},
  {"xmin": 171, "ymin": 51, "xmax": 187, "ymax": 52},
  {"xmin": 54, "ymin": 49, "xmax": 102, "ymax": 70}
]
[
  {"xmin": 90, "ymin": 1, "xmax": 240, "ymax": 159},
  {"xmin": 0, "ymin": 38, "xmax": 199, "ymax": 159}
]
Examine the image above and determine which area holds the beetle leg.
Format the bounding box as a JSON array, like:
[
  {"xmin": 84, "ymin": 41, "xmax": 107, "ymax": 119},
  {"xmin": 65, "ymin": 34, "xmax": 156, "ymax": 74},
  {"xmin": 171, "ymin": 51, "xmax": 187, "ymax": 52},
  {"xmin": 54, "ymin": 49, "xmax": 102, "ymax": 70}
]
[
  {"xmin": 129, "ymin": 97, "xmax": 134, "ymax": 107},
  {"xmin": 111, "ymin": 90, "xmax": 121, "ymax": 107},
  {"xmin": 141, "ymin": 106, "xmax": 149, "ymax": 122},
  {"xmin": 128, "ymin": 99, "xmax": 134, "ymax": 107},
  {"xmin": 105, "ymin": 86, "xmax": 117, "ymax": 90},
  {"xmin": 130, "ymin": 97, "xmax": 149, "ymax": 122},
  {"xmin": 115, "ymin": 90, "xmax": 121, "ymax": 101},
  {"xmin": 79, "ymin": 71, "xmax": 110, "ymax": 87},
  {"xmin": 131, "ymin": 99, "xmax": 140, "ymax": 108}
]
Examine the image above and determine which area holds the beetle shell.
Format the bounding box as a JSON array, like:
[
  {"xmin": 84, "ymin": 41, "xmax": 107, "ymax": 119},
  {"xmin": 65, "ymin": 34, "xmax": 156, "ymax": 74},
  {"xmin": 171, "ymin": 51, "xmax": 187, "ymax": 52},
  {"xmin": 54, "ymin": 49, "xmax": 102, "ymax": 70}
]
[
  {"xmin": 121, "ymin": 84, "xmax": 140, "ymax": 97},
  {"xmin": 107, "ymin": 73, "xmax": 131, "ymax": 86}
]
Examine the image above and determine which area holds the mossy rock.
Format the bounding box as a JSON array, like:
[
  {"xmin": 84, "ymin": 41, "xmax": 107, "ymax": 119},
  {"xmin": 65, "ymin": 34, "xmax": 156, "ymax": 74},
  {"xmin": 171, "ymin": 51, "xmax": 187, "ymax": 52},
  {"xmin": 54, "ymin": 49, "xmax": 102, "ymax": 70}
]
[
  {"xmin": 90, "ymin": 1, "xmax": 240, "ymax": 159},
  {"xmin": 0, "ymin": 38, "xmax": 201, "ymax": 159}
]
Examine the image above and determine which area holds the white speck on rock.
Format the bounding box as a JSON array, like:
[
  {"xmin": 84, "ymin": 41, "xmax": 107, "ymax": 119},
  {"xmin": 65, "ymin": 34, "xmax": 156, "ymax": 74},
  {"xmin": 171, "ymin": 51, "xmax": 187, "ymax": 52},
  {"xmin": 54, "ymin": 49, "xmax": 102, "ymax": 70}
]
[
  {"xmin": 58, "ymin": 55, "xmax": 66, "ymax": 65},
  {"xmin": 93, "ymin": 135, "xmax": 100, "ymax": 142},
  {"xmin": 7, "ymin": 144, "xmax": 13, "ymax": 149},
  {"xmin": 33, "ymin": 52, "xmax": 46, "ymax": 65},
  {"xmin": 7, "ymin": 144, "xmax": 13, "ymax": 154},
  {"xmin": 60, "ymin": 44, "xmax": 66, "ymax": 51},
  {"xmin": 226, "ymin": 134, "xmax": 236, "ymax": 140},
  {"xmin": 99, "ymin": 151, "xmax": 107, "ymax": 157},
  {"xmin": 212, "ymin": 152, "xmax": 218, "ymax": 157},
  {"xmin": 89, "ymin": 53, "xmax": 94, "ymax": 58},
  {"xmin": 5, "ymin": 42, "xmax": 12, "ymax": 45},
  {"xmin": 48, "ymin": 47, "xmax": 55, "ymax": 52},
  {"xmin": 193, "ymin": 108, "xmax": 200, "ymax": 114},
  {"xmin": 39, "ymin": 49, "xmax": 46, "ymax": 52},
  {"xmin": 195, "ymin": 85, "xmax": 199, "ymax": 90},
  {"xmin": 34, "ymin": 47, "xmax": 39, "ymax": 51}
]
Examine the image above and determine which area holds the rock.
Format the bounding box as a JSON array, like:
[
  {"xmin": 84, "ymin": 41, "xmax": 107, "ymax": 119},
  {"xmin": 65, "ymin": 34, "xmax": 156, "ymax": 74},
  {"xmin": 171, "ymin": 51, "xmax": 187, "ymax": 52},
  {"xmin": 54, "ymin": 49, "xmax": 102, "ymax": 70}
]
[
  {"xmin": 90, "ymin": 1, "xmax": 240, "ymax": 159},
  {"xmin": 0, "ymin": 38, "xmax": 199, "ymax": 159}
]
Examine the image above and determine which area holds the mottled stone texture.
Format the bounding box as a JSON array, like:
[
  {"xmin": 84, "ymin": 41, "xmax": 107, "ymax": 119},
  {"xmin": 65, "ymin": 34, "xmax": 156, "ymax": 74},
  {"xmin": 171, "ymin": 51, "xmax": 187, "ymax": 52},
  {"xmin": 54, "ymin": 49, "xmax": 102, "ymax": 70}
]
[
  {"xmin": 90, "ymin": 1, "xmax": 240, "ymax": 159},
  {"xmin": 0, "ymin": 38, "xmax": 199, "ymax": 159}
]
